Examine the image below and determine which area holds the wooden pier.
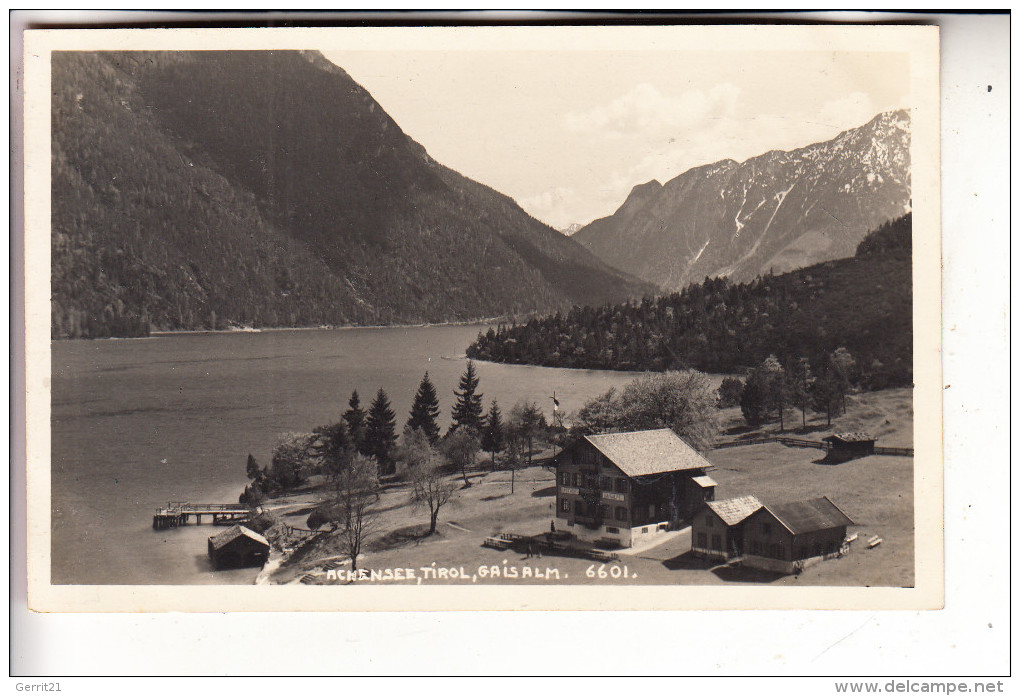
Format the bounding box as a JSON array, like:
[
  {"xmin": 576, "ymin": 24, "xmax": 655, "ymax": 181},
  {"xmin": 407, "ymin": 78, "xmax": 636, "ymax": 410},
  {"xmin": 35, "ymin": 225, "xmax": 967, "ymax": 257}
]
[{"xmin": 152, "ymin": 502, "xmax": 253, "ymax": 530}]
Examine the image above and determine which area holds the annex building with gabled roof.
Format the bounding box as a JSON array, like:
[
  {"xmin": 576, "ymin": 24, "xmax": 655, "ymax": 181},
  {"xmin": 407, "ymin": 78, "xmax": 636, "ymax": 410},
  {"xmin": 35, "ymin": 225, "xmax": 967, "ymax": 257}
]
[
  {"xmin": 691, "ymin": 495, "xmax": 763, "ymax": 561},
  {"xmin": 692, "ymin": 494, "xmax": 856, "ymax": 573},
  {"xmin": 741, "ymin": 497, "xmax": 856, "ymax": 573}
]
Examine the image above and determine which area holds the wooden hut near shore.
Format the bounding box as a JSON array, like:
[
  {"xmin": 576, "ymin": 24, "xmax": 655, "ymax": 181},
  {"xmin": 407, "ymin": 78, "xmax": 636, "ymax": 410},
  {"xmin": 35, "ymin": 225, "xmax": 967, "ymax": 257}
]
[{"xmin": 208, "ymin": 525, "xmax": 270, "ymax": 569}]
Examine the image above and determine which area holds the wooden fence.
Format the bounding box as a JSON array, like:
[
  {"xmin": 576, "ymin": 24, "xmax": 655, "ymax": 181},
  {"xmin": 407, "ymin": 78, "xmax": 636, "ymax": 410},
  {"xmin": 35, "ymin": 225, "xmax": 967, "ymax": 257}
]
[
  {"xmin": 712, "ymin": 437, "xmax": 774, "ymax": 449},
  {"xmin": 712, "ymin": 436, "xmax": 913, "ymax": 457},
  {"xmin": 873, "ymin": 446, "xmax": 915, "ymax": 456},
  {"xmin": 775, "ymin": 437, "xmax": 830, "ymax": 450}
]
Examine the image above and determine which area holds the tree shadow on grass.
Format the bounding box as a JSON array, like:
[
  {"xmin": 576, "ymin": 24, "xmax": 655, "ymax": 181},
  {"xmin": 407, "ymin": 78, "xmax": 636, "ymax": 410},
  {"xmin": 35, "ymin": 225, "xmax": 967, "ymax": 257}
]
[
  {"xmin": 481, "ymin": 494, "xmax": 508, "ymax": 501},
  {"xmin": 790, "ymin": 424, "xmax": 832, "ymax": 435},
  {"xmin": 370, "ymin": 499, "xmax": 413, "ymax": 515},
  {"xmin": 281, "ymin": 505, "xmax": 318, "ymax": 518},
  {"xmin": 366, "ymin": 524, "xmax": 435, "ymax": 553},
  {"xmin": 531, "ymin": 486, "xmax": 556, "ymax": 498}
]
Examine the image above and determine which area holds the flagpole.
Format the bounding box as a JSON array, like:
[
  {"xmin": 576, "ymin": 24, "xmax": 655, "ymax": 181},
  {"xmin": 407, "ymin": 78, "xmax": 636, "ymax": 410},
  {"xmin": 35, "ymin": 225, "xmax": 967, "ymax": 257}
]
[{"xmin": 550, "ymin": 391, "xmax": 561, "ymax": 458}]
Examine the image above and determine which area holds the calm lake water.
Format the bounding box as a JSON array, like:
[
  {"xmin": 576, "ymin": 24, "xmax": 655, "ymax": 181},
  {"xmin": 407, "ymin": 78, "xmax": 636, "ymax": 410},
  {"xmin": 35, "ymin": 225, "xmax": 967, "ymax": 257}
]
[{"xmin": 52, "ymin": 324, "xmax": 677, "ymax": 585}]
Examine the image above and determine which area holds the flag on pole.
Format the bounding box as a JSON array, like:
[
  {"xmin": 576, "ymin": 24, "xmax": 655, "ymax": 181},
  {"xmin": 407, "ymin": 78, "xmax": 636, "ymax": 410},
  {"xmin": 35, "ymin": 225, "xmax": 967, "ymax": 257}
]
[{"xmin": 551, "ymin": 392, "xmax": 560, "ymax": 411}]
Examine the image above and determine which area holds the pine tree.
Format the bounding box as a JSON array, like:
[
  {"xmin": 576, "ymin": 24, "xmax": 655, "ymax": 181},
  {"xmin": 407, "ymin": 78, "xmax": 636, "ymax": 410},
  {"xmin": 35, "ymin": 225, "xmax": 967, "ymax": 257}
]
[
  {"xmin": 311, "ymin": 420, "xmax": 351, "ymax": 481},
  {"xmin": 740, "ymin": 368, "xmax": 771, "ymax": 428},
  {"xmin": 450, "ymin": 360, "xmax": 484, "ymax": 434},
  {"xmin": 791, "ymin": 357, "xmax": 814, "ymax": 428},
  {"xmin": 407, "ymin": 372, "xmax": 441, "ymax": 444},
  {"xmin": 343, "ymin": 390, "xmax": 368, "ymax": 455},
  {"xmin": 365, "ymin": 388, "xmax": 398, "ymax": 476},
  {"xmin": 245, "ymin": 453, "xmax": 261, "ymax": 480},
  {"xmin": 480, "ymin": 399, "xmax": 505, "ymax": 467},
  {"xmin": 830, "ymin": 347, "xmax": 857, "ymax": 415},
  {"xmin": 761, "ymin": 355, "xmax": 791, "ymax": 432}
]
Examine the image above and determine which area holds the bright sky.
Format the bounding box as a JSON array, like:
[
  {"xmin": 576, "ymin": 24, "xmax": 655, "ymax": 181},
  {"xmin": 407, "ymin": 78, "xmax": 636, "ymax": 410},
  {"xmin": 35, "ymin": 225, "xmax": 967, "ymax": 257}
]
[{"xmin": 325, "ymin": 50, "xmax": 908, "ymax": 230}]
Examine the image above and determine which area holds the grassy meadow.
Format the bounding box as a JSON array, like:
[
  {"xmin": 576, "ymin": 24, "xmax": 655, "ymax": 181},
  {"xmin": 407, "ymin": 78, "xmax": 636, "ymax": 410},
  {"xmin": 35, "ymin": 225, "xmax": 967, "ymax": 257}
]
[{"xmin": 263, "ymin": 387, "xmax": 913, "ymax": 587}]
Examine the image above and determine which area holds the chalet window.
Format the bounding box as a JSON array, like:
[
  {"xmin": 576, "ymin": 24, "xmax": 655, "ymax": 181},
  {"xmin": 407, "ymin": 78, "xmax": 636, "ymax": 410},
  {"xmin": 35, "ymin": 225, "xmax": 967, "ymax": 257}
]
[
  {"xmin": 606, "ymin": 527, "xmax": 619, "ymax": 534},
  {"xmin": 615, "ymin": 507, "xmax": 627, "ymax": 521},
  {"xmin": 575, "ymin": 500, "xmax": 585, "ymax": 516},
  {"xmin": 697, "ymin": 533, "xmax": 707, "ymax": 548},
  {"xmin": 559, "ymin": 472, "xmax": 570, "ymax": 486},
  {"xmin": 600, "ymin": 476, "xmax": 612, "ymax": 492},
  {"xmin": 711, "ymin": 534, "xmax": 721, "ymax": 551},
  {"xmin": 571, "ymin": 472, "xmax": 579, "ymax": 487},
  {"xmin": 615, "ymin": 478, "xmax": 628, "ymax": 493},
  {"xmin": 559, "ymin": 498, "xmax": 570, "ymax": 513},
  {"xmin": 705, "ymin": 515, "xmax": 713, "ymax": 528}
]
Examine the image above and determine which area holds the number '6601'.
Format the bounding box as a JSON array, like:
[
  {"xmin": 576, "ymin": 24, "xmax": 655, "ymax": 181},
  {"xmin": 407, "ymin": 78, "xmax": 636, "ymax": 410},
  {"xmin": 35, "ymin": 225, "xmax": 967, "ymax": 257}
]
[{"xmin": 586, "ymin": 564, "xmax": 629, "ymax": 579}]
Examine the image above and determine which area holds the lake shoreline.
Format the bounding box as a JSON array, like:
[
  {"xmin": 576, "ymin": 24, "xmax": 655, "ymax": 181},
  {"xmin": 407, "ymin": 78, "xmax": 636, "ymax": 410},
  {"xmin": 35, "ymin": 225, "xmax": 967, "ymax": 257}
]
[
  {"xmin": 52, "ymin": 324, "xmax": 662, "ymax": 584},
  {"xmin": 54, "ymin": 316, "xmax": 517, "ymax": 341}
]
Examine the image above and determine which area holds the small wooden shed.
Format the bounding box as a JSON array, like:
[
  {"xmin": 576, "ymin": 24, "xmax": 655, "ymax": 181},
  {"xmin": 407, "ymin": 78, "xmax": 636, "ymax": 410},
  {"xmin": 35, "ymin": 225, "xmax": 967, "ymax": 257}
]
[
  {"xmin": 824, "ymin": 432, "xmax": 876, "ymax": 461},
  {"xmin": 691, "ymin": 495, "xmax": 762, "ymax": 562},
  {"xmin": 208, "ymin": 525, "xmax": 270, "ymax": 570}
]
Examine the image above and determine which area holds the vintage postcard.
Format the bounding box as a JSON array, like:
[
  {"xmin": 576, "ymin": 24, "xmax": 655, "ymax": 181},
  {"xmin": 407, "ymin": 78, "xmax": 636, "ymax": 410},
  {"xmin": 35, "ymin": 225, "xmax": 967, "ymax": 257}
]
[{"xmin": 23, "ymin": 24, "xmax": 942, "ymax": 612}]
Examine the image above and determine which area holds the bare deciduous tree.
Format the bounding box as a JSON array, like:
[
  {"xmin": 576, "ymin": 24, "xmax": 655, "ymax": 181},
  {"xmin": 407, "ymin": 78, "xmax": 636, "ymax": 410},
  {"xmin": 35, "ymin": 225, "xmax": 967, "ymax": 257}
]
[
  {"xmin": 410, "ymin": 454, "xmax": 457, "ymax": 535},
  {"xmin": 324, "ymin": 454, "xmax": 380, "ymax": 572}
]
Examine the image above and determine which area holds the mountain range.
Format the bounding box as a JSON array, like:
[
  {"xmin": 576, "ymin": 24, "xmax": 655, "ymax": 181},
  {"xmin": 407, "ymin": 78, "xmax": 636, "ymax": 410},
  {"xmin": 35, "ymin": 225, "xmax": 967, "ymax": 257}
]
[
  {"xmin": 573, "ymin": 110, "xmax": 911, "ymax": 290},
  {"xmin": 51, "ymin": 50, "xmax": 652, "ymax": 338}
]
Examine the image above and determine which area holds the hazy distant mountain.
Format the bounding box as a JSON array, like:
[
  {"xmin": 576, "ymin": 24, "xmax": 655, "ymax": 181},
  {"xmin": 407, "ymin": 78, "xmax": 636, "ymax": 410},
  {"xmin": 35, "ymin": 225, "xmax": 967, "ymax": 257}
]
[
  {"xmin": 51, "ymin": 50, "xmax": 652, "ymax": 338},
  {"xmin": 573, "ymin": 110, "xmax": 911, "ymax": 290},
  {"xmin": 558, "ymin": 223, "xmax": 586, "ymax": 236}
]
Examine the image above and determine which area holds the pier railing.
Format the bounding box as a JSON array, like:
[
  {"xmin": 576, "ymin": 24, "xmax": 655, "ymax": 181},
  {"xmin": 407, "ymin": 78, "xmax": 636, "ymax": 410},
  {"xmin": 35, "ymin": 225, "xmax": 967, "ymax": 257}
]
[
  {"xmin": 154, "ymin": 501, "xmax": 252, "ymax": 529},
  {"xmin": 166, "ymin": 502, "xmax": 249, "ymax": 513}
]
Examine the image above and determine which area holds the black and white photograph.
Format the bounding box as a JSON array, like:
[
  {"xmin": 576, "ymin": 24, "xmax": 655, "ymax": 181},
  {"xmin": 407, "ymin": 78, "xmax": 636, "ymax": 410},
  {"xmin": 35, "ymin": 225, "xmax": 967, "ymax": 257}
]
[{"xmin": 24, "ymin": 24, "xmax": 943, "ymax": 612}]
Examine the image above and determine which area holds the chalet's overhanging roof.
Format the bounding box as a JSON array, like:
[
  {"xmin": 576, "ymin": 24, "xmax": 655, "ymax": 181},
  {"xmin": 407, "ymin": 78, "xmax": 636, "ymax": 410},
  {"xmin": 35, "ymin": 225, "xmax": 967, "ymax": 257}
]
[{"xmin": 582, "ymin": 428, "xmax": 712, "ymax": 477}]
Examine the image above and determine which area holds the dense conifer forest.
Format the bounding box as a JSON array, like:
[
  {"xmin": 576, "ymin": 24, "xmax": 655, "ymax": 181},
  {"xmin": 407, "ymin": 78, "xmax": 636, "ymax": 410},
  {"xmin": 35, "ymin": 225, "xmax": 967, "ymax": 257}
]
[{"xmin": 468, "ymin": 215, "xmax": 913, "ymax": 391}]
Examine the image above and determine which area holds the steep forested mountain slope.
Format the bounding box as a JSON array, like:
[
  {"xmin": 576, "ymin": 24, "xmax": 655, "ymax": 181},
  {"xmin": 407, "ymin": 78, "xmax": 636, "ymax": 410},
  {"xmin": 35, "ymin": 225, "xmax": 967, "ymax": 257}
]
[
  {"xmin": 470, "ymin": 215, "xmax": 913, "ymax": 390},
  {"xmin": 51, "ymin": 51, "xmax": 651, "ymax": 338}
]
